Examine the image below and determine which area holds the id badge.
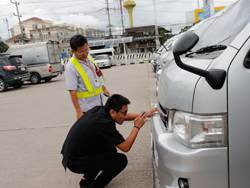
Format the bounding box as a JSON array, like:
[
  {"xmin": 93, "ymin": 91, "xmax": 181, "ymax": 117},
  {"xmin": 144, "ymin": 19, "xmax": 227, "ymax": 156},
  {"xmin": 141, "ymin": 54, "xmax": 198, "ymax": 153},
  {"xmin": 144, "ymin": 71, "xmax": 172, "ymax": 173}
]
[{"xmin": 94, "ymin": 78, "xmax": 99, "ymax": 87}]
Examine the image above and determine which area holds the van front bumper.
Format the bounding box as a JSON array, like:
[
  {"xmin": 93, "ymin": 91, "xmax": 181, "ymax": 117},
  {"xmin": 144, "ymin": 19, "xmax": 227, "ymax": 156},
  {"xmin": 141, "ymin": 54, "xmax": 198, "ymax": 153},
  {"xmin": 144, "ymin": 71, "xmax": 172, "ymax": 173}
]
[{"xmin": 151, "ymin": 112, "xmax": 228, "ymax": 188}]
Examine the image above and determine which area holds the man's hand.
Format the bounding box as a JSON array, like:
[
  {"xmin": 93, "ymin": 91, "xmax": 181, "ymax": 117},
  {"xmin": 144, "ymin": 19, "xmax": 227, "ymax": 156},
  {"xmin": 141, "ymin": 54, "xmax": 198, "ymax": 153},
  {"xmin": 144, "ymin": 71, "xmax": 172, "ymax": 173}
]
[
  {"xmin": 77, "ymin": 111, "xmax": 84, "ymax": 120},
  {"xmin": 102, "ymin": 85, "xmax": 110, "ymax": 97},
  {"xmin": 134, "ymin": 112, "xmax": 148, "ymax": 129},
  {"xmin": 146, "ymin": 107, "xmax": 158, "ymax": 117}
]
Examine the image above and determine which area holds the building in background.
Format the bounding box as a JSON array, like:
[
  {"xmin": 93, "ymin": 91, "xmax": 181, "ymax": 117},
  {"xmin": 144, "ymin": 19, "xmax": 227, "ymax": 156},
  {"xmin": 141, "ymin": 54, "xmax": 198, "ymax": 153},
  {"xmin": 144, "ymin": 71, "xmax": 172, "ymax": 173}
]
[
  {"xmin": 11, "ymin": 17, "xmax": 53, "ymax": 39},
  {"xmin": 7, "ymin": 17, "xmax": 106, "ymax": 58},
  {"xmin": 5, "ymin": 34, "xmax": 30, "ymax": 47},
  {"xmin": 79, "ymin": 26, "xmax": 105, "ymax": 38},
  {"xmin": 29, "ymin": 26, "xmax": 75, "ymax": 57},
  {"xmin": 124, "ymin": 25, "xmax": 171, "ymax": 53},
  {"xmin": 186, "ymin": 6, "xmax": 225, "ymax": 25},
  {"xmin": 53, "ymin": 24, "xmax": 105, "ymax": 38}
]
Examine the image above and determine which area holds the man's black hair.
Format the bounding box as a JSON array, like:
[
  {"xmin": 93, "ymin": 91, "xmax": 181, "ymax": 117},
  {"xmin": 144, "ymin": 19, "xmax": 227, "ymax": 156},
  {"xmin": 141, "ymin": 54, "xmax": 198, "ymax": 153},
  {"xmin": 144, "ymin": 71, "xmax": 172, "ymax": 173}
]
[
  {"xmin": 104, "ymin": 94, "xmax": 130, "ymax": 113},
  {"xmin": 70, "ymin": 35, "xmax": 88, "ymax": 51}
]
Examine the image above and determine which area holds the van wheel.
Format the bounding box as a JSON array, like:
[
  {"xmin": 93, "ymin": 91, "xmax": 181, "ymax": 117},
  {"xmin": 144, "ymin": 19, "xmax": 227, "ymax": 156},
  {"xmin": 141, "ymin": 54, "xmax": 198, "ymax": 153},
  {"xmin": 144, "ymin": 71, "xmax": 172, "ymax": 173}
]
[
  {"xmin": 0, "ymin": 78, "xmax": 7, "ymax": 92},
  {"xmin": 12, "ymin": 82, "xmax": 23, "ymax": 88},
  {"xmin": 30, "ymin": 73, "xmax": 41, "ymax": 84},
  {"xmin": 44, "ymin": 78, "xmax": 52, "ymax": 82}
]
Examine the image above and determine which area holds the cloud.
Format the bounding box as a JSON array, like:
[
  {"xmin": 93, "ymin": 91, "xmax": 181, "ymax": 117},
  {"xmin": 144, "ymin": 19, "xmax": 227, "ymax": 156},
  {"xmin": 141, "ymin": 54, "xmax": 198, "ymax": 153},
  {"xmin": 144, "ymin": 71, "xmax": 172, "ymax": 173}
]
[{"xmin": 0, "ymin": 0, "xmax": 238, "ymax": 41}]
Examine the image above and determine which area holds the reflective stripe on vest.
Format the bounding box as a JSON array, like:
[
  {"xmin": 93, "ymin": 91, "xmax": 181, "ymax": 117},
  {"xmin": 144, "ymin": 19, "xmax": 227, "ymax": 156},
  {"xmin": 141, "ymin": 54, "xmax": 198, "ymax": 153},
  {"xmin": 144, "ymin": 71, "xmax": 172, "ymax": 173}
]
[{"xmin": 70, "ymin": 56, "xmax": 103, "ymax": 98}]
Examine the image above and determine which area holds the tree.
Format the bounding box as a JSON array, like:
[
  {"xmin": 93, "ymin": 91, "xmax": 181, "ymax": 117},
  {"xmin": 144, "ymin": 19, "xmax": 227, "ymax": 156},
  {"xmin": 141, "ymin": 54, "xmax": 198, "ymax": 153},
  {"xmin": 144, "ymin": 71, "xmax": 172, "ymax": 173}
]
[
  {"xmin": 179, "ymin": 22, "xmax": 197, "ymax": 34},
  {"xmin": 0, "ymin": 41, "xmax": 9, "ymax": 53}
]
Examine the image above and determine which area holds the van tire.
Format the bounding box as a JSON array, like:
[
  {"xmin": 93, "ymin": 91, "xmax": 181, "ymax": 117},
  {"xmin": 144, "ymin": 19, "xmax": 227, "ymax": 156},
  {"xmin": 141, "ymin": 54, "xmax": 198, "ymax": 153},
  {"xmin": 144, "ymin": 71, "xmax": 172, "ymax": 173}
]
[
  {"xmin": 0, "ymin": 78, "xmax": 7, "ymax": 92},
  {"xmin": 12, "ymin": 82, "xmax": 23, "ymax": 88},
  {"xmin": 30, "ymin": 73, "xmax": 41, "ymax": 84}
]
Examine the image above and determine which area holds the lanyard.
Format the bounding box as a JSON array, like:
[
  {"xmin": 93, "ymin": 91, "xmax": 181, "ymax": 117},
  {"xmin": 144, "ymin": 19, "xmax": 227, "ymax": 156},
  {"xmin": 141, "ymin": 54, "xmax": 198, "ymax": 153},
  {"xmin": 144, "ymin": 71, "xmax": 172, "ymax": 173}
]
[{"xmin": 83, "ymin": 61, "xmax": 96, "ymax": 77}]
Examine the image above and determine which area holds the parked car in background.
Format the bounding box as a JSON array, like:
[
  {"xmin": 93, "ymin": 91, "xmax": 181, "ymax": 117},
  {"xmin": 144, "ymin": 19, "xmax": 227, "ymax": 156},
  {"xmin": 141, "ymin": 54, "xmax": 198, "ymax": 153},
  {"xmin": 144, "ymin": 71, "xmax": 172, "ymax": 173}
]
[
  {"xmin": 89, "ymin": 47, "xmax": 116, "ymax": 65},
  {"xmin": 94, "ymin": 54, "xmax": 112, "ymax": 68},
  {"xmin": 7, "ymin": 40, "xmax": 62, "ymax": 84},
  {"xmin": 150, "ymin": 45, "xmax": 165, "ymax": 73},
  {"xmin": 0, "ymin": 54, "xmax": 30, "ymax": 92}
]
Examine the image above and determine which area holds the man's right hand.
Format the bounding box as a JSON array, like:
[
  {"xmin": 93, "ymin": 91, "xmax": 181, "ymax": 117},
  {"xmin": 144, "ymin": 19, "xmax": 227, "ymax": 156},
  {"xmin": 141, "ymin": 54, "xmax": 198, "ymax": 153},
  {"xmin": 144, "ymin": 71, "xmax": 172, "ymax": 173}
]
[
  {"xmin": 134, "ymin": 112, "xmax": 148, "ymax": 129},
  {"xmin": 77, "ymin": 111, "xmax": 84, "ymax": 119}
]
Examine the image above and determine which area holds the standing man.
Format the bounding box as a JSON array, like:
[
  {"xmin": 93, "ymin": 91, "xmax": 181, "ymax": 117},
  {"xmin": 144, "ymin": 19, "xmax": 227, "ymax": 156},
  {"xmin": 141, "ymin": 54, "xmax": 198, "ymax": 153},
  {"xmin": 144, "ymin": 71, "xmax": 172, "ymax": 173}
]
[
  {"xmin": 61, "ymin": 94, "xmax": 148, "ymax": 188},
  {"xmin": 65, "ymin": 35, "xmax": 110, "ymax": 119}
]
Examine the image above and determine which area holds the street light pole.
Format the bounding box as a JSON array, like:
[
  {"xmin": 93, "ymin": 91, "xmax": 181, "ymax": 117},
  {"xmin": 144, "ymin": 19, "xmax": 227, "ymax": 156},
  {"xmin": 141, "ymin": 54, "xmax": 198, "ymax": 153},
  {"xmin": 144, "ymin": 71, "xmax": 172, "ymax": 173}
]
[
  {"xmin": 106, "ymin": 0, "xmax": 112, "ymax": 38},
  {"xmin": 119, "ymin": 0, "xmax": 125, "ymax": 34},
  {"xmin": 153, "ymin": 0, "xmax": 160, "ymax": 49},
  {"xmin": 3, "ymin": 19, "xmax": 11, "ymax": 38},
  {"xmin": 10, "ymin": 0, "xmax": 24, "ymax": 44}
]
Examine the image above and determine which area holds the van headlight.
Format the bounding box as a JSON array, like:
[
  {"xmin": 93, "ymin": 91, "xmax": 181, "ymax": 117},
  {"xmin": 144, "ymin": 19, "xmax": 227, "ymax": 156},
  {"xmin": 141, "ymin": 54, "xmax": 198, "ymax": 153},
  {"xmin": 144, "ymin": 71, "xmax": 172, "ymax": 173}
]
[{"xmin": 173, "ymin": 111, "xmax": 227, "ymax": 149}]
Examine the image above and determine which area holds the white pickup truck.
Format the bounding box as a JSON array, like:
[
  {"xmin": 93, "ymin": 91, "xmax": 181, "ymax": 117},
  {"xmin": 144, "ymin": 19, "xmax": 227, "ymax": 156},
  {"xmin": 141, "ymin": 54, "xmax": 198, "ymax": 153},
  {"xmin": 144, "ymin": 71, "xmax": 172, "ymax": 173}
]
[{"xmin": 7, "ymin": 40, "xmax": 62, "ymax": 84}]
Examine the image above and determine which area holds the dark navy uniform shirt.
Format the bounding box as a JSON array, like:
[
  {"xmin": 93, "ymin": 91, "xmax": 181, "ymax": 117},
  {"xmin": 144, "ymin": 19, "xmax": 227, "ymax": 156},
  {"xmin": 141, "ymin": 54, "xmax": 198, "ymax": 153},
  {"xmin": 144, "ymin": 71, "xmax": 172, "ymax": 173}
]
[{"xmin": 61, "ymin": 106, "xmax": 125, "ymax": 170}]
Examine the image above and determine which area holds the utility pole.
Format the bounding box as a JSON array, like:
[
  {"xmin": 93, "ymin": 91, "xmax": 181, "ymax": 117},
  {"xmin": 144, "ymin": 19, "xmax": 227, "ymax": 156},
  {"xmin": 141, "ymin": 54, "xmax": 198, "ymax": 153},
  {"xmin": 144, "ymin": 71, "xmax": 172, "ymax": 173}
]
[
  {"xmin": 106, "ymin": 0, "xmax": 112, "ymax": 38},
  {"xmin": 10, "ymin": 0, "xmax": 24, "ymax": 44},
  {"xmin": 3, "ymin": 19, "xmax": 11, "ymax": 38},
  {"xmin": 197, "ymin": 0, "xmax": 200, "ymax": 9},
  {"xmin": 119, "ymin": 0, "xmax": 125, "ymax": 35},
  {"xmin": 153, "ymin": 0, "xmax": 160, "ymax": 49}
]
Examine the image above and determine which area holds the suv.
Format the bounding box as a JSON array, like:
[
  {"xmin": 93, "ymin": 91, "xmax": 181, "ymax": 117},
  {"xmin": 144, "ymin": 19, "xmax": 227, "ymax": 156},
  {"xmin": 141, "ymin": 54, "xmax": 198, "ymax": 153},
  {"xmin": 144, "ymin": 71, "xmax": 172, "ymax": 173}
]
[{"xmin": 0, "ymin": 54, "xmax": 30, "ymax": 92}]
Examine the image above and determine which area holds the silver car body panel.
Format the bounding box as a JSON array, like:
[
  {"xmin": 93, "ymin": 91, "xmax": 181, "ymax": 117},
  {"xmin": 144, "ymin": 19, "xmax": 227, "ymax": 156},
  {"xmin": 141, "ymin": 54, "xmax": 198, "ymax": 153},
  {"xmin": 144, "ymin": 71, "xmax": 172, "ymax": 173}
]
[
  {"xmin": 152, "ymin": 0, "xmax": 250, "ymax": 187},
  {"xmin": 151, "ymin": 113, "xmax": 228, "ymax": 188},
  {"xmin": 158, "ymin": 58, "xmax": 212, "ymax": 112}
]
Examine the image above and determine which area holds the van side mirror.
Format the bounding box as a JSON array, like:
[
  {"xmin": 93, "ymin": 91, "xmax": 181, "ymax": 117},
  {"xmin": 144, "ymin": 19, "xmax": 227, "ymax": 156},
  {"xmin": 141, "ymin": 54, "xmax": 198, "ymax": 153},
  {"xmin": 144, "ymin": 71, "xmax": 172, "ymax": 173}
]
[{"xmin": 173, "ymin": 31, "xmax": 226, "ymax": 90}]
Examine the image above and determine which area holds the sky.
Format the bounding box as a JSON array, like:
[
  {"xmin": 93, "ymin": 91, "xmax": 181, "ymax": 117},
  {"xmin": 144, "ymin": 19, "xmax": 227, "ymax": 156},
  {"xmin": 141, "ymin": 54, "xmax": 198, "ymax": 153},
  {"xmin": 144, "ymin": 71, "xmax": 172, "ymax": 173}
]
[{"xmin": 0, "ymin": 0, "xmax": 238, "ymax": 41}]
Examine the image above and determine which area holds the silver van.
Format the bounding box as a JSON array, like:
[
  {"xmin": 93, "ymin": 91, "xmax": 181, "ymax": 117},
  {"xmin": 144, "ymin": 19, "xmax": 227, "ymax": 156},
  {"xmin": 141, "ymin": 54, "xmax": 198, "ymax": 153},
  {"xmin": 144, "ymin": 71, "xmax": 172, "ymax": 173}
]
[
  {"xmin": 151, "ymin": 0, "xmax": 250, "ymax": 187},
  {"xmin": 7, "ymin": 40, "xmax": 62, "ymax": 84}
]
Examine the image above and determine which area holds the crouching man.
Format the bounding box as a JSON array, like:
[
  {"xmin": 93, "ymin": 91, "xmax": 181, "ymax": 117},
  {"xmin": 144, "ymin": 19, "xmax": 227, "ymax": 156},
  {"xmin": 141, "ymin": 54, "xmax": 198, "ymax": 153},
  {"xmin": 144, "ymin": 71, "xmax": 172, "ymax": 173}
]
[{"xmin": 61, "ymin": 94, "xmax": 151, "ymax": 188}]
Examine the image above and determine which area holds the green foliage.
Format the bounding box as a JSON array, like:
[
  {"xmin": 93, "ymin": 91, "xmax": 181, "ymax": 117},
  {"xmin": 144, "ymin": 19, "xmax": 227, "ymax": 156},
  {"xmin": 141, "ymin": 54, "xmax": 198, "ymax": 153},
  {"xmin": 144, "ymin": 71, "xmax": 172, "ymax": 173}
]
[
  {"xmin": 179, "ymin": 22, "xmax": 196, "ymax": 34},
  {"xmin": 162, "ymin": 35, "xmax": 173, "ymax": 44},
  {"xmin": 0, "ymin": 41, "xmax": 9, "ymax": 53}
]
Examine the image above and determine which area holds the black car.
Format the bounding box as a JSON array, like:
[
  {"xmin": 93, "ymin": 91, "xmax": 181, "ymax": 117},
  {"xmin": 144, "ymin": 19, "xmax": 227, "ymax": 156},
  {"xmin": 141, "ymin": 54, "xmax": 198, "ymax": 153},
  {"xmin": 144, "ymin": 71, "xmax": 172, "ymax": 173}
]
[{"xmin": 0, "ymin": 53, "xmax": 30, "ymax": 92}]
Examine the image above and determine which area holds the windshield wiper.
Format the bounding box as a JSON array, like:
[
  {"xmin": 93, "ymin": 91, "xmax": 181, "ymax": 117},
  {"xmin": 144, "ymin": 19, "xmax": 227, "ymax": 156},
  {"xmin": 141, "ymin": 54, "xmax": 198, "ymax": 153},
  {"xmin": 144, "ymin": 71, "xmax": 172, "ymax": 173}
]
[{"xmin": 186, "ymin": 45, "xmax": 227, "ymax": 57}]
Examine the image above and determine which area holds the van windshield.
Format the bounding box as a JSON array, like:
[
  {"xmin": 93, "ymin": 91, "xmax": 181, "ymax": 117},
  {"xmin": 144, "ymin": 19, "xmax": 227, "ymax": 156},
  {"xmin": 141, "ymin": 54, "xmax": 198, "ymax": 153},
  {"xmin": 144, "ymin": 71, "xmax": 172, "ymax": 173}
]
[{"xmin": 191, "ymin": 0, "xmax": 250, "ymax": 53}]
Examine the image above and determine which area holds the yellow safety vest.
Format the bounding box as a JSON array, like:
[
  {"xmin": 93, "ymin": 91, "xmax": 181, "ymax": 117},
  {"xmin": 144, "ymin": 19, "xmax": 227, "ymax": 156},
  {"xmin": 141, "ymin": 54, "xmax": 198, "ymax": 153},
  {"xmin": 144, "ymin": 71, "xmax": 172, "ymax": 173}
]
[{"xmin": 70, "ymin": 55, "xmax": 103, "ymax": 98}]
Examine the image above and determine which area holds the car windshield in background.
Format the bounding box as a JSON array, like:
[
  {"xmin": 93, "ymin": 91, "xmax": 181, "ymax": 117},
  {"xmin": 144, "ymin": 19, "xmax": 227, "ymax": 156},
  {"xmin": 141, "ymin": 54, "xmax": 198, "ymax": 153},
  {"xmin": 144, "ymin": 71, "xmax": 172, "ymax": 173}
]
[
  {"xmin": 191, "ymin": 0, "xmax": 250, "ymax": 52},
  {"xmin": 95, "ymin": 55, "xmax": 109, "ymax": 60}
]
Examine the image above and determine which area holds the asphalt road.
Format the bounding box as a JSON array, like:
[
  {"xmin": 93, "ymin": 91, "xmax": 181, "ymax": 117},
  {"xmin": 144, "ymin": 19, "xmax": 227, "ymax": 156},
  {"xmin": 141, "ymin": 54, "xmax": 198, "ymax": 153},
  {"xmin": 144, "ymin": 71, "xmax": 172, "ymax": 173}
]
[{"xmin": 0, "ymin": 63, "xmax": 158, "ymax": 188}]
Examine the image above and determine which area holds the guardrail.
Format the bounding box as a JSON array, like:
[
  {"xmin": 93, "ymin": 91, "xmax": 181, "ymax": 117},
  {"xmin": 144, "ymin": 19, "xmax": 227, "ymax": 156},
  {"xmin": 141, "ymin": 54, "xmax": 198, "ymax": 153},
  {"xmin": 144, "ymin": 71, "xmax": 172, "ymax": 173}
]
[{"xmin": 113, "ymin": 53, "xmax": 152, "ymax": 66}]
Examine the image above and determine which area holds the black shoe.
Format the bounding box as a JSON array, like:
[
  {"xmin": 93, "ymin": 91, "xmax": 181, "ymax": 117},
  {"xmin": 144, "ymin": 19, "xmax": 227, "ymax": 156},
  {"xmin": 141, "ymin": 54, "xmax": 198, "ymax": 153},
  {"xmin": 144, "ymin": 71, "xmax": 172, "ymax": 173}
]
[{"xmin": 79, "ymin": 178, "xmax": 92, "ymax": 188}]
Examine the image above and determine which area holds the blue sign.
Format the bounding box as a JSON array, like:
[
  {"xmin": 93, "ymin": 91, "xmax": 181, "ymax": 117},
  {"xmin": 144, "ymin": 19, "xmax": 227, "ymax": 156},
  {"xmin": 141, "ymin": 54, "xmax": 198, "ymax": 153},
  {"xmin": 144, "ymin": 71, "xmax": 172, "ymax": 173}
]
[
  {"xmin": 203, "ymin": 0, "xmax": 214, "ymax": 19},
  {"xmin": 204, "ymin": 5, "xmax": 211, "ymax": 19},
  {"xmin": 61, "ymin": 53, "xmax": 67, "ymax": 58}
]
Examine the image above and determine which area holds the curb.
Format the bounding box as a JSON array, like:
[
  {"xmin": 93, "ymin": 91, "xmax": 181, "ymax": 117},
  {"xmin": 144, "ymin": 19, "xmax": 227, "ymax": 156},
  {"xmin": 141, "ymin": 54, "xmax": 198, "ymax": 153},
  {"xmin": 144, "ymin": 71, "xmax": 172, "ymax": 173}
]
[{"xmin": 153, "ymin": 160, "xmax": 161, "ymax": 188}]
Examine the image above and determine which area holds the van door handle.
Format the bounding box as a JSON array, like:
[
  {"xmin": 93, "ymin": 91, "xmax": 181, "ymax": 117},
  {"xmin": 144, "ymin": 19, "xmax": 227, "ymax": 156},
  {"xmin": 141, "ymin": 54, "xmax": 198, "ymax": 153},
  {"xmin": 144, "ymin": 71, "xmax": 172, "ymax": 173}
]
[{"xmin": 244, "ymin": 50, "xmax": 250, "ymax": 69}]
